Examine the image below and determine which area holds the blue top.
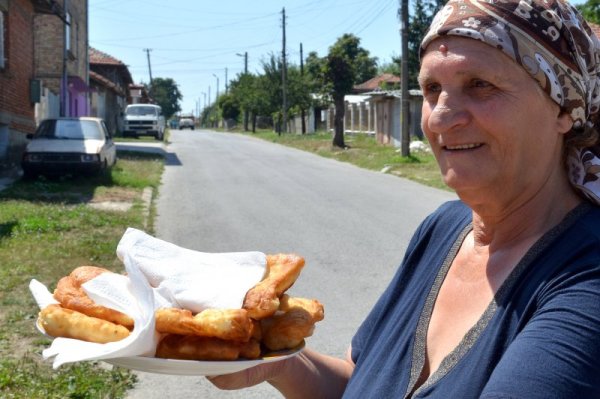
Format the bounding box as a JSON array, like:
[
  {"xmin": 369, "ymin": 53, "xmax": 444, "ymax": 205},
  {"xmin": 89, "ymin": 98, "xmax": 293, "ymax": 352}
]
[{"xmin": 344, "ymin": 201, "xmax": 600, "ymax": 398}]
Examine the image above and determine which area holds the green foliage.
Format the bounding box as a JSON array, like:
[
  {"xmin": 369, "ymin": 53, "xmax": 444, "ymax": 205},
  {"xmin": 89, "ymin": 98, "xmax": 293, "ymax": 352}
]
[
  {"xmin": 577, "ymin": 0, "xmax": 600, "ymax": 24},
  {"xmin": 327, "ymin": 33, "xmax": 378, "ymax": 91},
  {"xmin": 0, "ymin": 355, "xmax": 136, "ymax": 399},
  {"xmin": 148, "ymin": 77, "xmax": 183, "ymax": 119},
  {"xmin": 378, "ymin": 59, "xmax": 401, "ymax": 76},
  {"xmin": 309, "ymin": 34, "xmax": 378, "ymax": 147},
  {"xmin": 218, "ymin": 93, "xmax": 241, "ymax": 120},
  {"xmin": 406, "ymin": 0, "xmax": 445, "ymax": 88}
]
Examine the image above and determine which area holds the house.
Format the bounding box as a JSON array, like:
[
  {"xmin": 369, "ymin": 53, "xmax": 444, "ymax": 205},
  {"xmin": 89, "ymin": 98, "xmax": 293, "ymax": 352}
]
[
  {"xmin": 353, "ymin": 73, "xmax": 400, "ymax": 94},
  {"xmin": 34, "ymin": 0, "xmax": 89, "ymax": 123},
  {"xmin": 321, "ymin": 73, "xmax": 422, "ymax": 146},
  {"xmin": 89, "ymin": 47, "xmax": 133, "ymax": 135},
  {"xmin": 128, "ymin": 83, "xmax": 151, "ymax": 104},
  {"xmin": 0, "ymin": 0, "xmax": 58, "ymax": 177}
]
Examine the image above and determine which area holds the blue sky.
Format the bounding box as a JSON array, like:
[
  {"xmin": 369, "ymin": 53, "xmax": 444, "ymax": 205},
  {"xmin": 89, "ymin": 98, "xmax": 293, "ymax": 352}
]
[
  {"xmin": 89, "ymin": 0, "xmax": 588, "ymax": 117},
  {"xmin": 89, "ymin": 0, "xmax": 400, "ymax": 117},
  {"xmin": 89, "ymin": 0, "xmax": 401, "ymax": 116}
]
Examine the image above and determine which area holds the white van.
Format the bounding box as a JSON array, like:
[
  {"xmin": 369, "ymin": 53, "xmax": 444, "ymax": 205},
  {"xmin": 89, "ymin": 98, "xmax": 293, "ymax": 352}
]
[{"xmin": 123, "ymin": 104, "xmax": 165, "ymax": 140}]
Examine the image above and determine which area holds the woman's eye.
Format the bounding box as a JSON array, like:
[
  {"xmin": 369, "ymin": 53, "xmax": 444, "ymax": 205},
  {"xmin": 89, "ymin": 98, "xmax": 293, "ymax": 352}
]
[
  {"xmin": 470, "ymin": 79, "xmax": 491, "ymax": 88},
  {"xmin": 423, "ymin": 83, "xmax": 441, "ymax": 94}
]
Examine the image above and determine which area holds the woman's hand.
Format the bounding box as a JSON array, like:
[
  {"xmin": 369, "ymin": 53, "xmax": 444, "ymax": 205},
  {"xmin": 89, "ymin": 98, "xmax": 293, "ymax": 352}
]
[
  {"xmin": 207, "ymin": 347, "xmax": 355, "ymax": 398},
  {"xmin": 206, "ymin": 358, "xmax": 288, "ymax": 390}
]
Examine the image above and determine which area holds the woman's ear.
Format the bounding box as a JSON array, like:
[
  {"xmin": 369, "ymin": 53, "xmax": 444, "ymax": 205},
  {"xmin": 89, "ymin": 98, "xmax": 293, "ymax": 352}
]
[{"xmin": 557, "ymin": 111, "xmax": 574, "ymax": 135}]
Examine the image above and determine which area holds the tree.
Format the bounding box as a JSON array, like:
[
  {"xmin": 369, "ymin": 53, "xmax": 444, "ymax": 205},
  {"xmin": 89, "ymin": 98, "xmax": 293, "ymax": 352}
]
[
  {"xmin": 311, "ymin": 34, "xmax": 378, "ymax": 148},
  {"xmin": 406, "ymin": 0, "xmax": 445, "ymax": 88},
  {"xmin": 229, "ymin": 73, "xmax": 260, "ymax": 131},
  {"xmin": 577, "ymin": 0, "xmax": 600, "ymax": 24},
  {"xmin": 218, "ymin": 93, "xmax": 240, "ymax": 121},
  {"xmin": 148, "ymin": 77, "xmax": 182, "ymax": 120}
]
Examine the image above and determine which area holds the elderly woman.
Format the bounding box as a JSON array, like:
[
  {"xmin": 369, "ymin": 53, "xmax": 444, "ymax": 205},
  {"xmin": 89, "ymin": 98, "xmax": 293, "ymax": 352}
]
[{"xmin": 209, "ymin": 0, "xmax": 600, "ymax": 397}]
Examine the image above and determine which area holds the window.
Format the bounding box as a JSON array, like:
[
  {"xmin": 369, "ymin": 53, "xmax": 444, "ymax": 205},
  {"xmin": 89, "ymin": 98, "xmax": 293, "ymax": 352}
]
[
  {"xmin": 65, "ymin": 12, "xmax": 71, "ymax": 53},
  {"xmin": 0, "ymin": 11, "xmax": 5, "ymax": 69}
]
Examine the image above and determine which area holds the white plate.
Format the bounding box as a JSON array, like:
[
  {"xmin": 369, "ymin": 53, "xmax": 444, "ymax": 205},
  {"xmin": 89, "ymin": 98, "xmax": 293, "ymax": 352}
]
[
  {"xmin": 36, "ymin": 319, "xmax": 304, "ymax": 375},
  {"xmin": 104, "ymin": 343, "xmax": 304, "ymax": 375}
]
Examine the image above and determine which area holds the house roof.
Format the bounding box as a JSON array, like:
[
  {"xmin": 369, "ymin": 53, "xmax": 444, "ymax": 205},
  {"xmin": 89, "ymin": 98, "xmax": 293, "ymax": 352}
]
[
  {"xmin": 354, "ymin": 73, "xmax": 401, "ymax": 93},
  {"xmin": 89, "ymin": 47, "xmax": 134, "ymax": 86},
  {"xmin": 90, "ymin": 47, "xmax": 126, "ymax": 66},
  {"xmin": 89, "ymin": 70, "xmax": 125, "ymax": 96}
]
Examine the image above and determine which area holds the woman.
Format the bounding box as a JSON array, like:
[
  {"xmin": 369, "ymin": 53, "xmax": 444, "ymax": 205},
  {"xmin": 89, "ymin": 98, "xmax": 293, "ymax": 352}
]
[{"xmin": 209, "ymin": 0, "xmax": 600, "ymax": 397}]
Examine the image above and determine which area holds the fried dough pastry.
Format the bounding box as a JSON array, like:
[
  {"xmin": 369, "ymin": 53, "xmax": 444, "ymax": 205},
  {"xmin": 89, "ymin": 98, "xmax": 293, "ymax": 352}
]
[
  {"xmin": 155, "ymin": 308, "xmax": 253, "ymax": 342},
  {"xmin": 155, "ymin": 334, "xmax": 261, "ymax": 361},
  {"xmin": 243, "ymin": 254, "xmax": 305, "ymax": 319},
  {"xmin": 53, "ymin": 266, "xmax": 134, "ymax": 329},
  {"xmin": 261, "ymin": 295, "xmax": 324, "ymax": 351},
  {"xmin": 39, "ymin": 304, "xmax": 130, "ymax": 344}
]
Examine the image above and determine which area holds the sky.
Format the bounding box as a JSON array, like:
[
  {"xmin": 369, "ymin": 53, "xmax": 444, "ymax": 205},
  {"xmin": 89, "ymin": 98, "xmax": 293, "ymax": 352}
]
[{"xmin": 89, "ymin": 0, "xmax": 402, "ymax": 117}]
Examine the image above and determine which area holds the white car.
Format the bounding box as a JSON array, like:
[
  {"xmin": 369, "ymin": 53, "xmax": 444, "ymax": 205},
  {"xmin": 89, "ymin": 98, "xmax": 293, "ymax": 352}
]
[
  {"xmin": 21, "ymin": 117, "xmax": 117, "ymax": 179},
  {"xmin": 179, "ymin": 118, "xmax": 195, "ymax": 130},
  {"xmin": 122, "ymin": 104, "xmax": 166, "ymax": 140}
]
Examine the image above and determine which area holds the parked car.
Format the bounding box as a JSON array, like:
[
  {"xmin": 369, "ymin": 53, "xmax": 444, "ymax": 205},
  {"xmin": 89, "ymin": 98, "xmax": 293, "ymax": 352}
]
[
  {"xmin": 21, "ymin": 117, "xmax": 117, "ymax": 179},
  {"xmin": 179, "ymin": 118, "xmax": 195, "ymax": 130}
]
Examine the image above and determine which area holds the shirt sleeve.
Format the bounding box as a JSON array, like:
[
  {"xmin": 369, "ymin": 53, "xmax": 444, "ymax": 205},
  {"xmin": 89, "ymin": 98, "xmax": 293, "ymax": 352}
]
[{"xmin": 481, "ymin": 264, "xmax": 600, "ymax": 399}]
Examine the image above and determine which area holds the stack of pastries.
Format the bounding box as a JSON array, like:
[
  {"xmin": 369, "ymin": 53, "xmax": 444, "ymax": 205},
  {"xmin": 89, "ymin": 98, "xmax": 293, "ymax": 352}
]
[{"xmin": 38, "ymin": 254, "xmax": 324, "ymax": 361}]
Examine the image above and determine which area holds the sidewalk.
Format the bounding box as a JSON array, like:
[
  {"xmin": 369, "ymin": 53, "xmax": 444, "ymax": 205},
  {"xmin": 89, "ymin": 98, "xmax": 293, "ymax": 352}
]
[{"xmin": 116, "ymin": 142, "xmax": 167, "ymax": 155}]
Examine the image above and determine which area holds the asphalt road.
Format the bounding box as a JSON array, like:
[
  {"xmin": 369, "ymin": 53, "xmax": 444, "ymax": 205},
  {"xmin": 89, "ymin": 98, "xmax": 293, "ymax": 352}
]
[{"xmin": 125, "ymin": 129, "xmax": 456, "ymax": 399}]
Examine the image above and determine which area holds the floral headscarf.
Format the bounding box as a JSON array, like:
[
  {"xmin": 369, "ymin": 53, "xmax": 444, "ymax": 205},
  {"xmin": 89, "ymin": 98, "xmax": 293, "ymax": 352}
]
[{"xmin": 421, "ymin": 0, "xmax": 600, "ymax": 205}]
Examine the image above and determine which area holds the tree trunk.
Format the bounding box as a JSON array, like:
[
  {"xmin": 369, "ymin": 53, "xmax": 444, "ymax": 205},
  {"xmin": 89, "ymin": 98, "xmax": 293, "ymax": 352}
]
[
  {"xmin": 301, "ymin": 108, "xmax": 306, "ymax": 134},
  {"xmin": 252, "ymin": 113, "xmax": 257, "ymax": 133},
  {"xmin": 244, "ymin": 110, "xmax": 249, "ymax": 132},
  {"xmin": 332, "ymin": 96, "xmax": 346, "ymax": 148}
]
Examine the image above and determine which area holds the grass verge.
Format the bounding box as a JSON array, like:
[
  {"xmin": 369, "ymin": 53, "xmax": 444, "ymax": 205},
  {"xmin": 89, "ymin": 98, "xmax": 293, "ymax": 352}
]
[
  {"xmin": 234, "ymin": 130, "xmax": 449, "ymax": 191},
  {"xmin": 0, "ymin": 150, "xmax": 164, "ymax": 399}
]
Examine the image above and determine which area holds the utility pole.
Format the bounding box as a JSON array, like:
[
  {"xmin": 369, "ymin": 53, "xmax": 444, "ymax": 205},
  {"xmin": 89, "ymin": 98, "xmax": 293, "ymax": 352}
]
[
  {"xmin": 281, "ymin": 7, "xmax": 288, "ymax": 135},
  {"xmin": 212, "ymin": 73, "xmax": 219, "ymax": 127},
  {"xmin": 61, "ymin": 0, "xmax": 69, "ymax": 117},
  {"xmin": 144, "ymin": 48, "xmax": 154, "ymax": 96},
  {"xmin": 225, "ymin": 68, "xmax": 228, "ymax": 94},
  {"xmin": 202, "ymin": 92, "xmax": 207, "ymax": 126},
  {"xmin": 213, "ymin": 74, "xmax": 219, "ymax": 99},
  {"xmin": 399, "ymin": 0, "xmax": 410, "ymax": 156},
  {"xmin": 300, "ymin": 42, "xmax": 306, "ymax": 134},
  {"xmin": 237, "ymin": 52, "xmax": 249, "ymax": 131}
]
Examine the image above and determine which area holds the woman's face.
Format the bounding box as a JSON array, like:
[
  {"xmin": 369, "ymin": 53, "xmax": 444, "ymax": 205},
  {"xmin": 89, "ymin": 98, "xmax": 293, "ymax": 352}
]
[{"xmin": 419, "ymin": 37, "xmax": 572, "ymax": 205}]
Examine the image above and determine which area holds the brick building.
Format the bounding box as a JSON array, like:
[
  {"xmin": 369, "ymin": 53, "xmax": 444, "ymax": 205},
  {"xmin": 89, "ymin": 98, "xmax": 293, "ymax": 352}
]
[
  {"xmin": 0, "ymin": 0, "xmax": 54, "ymax": 177},
  {"xmin": 34, "ymin": 0, "xmax": 89, "ymax": 122}
]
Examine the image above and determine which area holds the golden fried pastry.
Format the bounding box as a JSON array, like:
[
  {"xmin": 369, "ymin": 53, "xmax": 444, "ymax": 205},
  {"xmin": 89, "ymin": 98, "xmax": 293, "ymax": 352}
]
[
  {"xmin": 155, "ymin": 334, "xmax": 261, "ymax": 361},
  {"xmin": 261, "ymin": 296, "xmax": 324, "ymax": 351},
  {"xmin": 278, "ymin": 295, "xmax": 325, "ymax": 320},
  {"xmin": 155, "ymin": 308, "xmax": 253, "ymax": 342},
  {"xmin": 243, "ymin": 254, "xmax": 305, "ymax": 319},
  {"xmin": 39, "ymin": 304, "xmax": 130, "ymax": 344},
  {"xmin": 53, "ymin": 266, "xmax": 134, "ymax": 329}
]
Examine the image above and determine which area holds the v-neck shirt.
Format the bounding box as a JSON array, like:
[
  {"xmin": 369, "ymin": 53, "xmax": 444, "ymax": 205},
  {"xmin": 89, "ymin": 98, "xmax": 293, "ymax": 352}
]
[{"xmin": 344, "ymin": 200, "xmax": 600, "ymax": 398}]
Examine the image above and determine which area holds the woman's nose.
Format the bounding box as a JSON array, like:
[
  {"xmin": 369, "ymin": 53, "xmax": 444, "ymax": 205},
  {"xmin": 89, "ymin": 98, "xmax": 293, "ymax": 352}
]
[{"xmin": 426, "ymin": 91, "xmax": 470, "ymax": 133}]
